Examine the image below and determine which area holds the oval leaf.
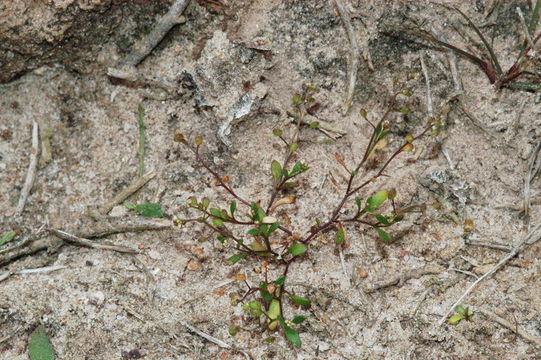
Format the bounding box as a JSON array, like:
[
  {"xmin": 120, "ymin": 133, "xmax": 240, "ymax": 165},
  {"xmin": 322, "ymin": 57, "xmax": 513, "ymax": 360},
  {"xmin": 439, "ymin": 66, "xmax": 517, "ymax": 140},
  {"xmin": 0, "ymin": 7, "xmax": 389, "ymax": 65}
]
[
  {"xmin": 366, "ymin": 190, "xmax": 388, "ymax": 212},
  {"xmin": 290, "ymin": 295, "xmax": 310, "ymax": 307},
  {"xmin": 271, "ymin": 160, "xmax": 282, "ymax": 184},
  {"xmin": 284, "ymin": 325, "xmax": 301, "ymax": 348},
  {"xmin": 376, "ymin": 228, "xmax": 392, "ymax": 243},
  {"xmin": 287, "ymin": 243, "xmax": 307, "ymax": 256},
  {"xmin": 28, "ymin": 325, "xmax": 55, "ymax": 360}
]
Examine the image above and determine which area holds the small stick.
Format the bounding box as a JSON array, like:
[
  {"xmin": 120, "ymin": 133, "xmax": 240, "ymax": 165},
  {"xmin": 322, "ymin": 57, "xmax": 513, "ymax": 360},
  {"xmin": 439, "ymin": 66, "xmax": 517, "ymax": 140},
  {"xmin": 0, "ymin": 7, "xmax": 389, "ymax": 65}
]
[
  {"xmin": 438, "ymin": 223, "xmax": 541, "ymax": 325},
  {"xmin": 334, "ymin": 0, "xmax": 360, "ymax": 113},
  {"xmin": 15, "ymin": 120, "xmax": 40, "ymax": 215},
  {"xmin": 365, "ymin": 264, "xmax": 444, "ymax": 293},
  {"xmin": 419, "ymin": 53, "xmax": 434, "ymax": 117},
  {"xmin": 180, "ymin": 321, "xmax": 232, "ymax": 349},
  {"xmin": 338, "ymin": 245, "xmax": 351, "ymax": 289},
  {"xmin": 286, "ymin": 111, "xmax": 346, "ymax": 139},
  {"xmin": 137, "ymin": 104, "xmax": 146, "ymax": 177},
  {"xmin": 16, "ymin": 265, "xmax": 67, "ymax": 275},
  {"xmin": 50, "ymin": 229, "xmax": 139, "ymax": 254},
  {"xmin": 115, "ymin": 0, "xmax": 191, "ymax": 69},
  {"xmin": 78, "ymin": 218, "xmax": 171, "ymax": 239},
  {"xmin": 479, "ymin": 308, "xmax": 541, "ymax": 348},
  {"xmin": 524, "ymin": 141, "xmax": 541, "ymax": 220},
  {"xmin": 0, "ymin": 271, "xmax": 11, "ymax": 282},
  {"xmin": 516, "ymin": 7, "xmax": 536, "ymax": 51},
  {"xmin": 99, "ymin": 171, "xmax": 156, "ymax": 215}
]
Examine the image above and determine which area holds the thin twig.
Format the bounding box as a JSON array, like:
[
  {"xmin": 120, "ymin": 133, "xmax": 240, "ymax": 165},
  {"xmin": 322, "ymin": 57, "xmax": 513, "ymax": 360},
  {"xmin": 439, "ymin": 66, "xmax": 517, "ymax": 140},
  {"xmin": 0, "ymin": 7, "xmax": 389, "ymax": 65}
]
[
  {"xmin": 524, "ymin": 141, "xmax": 541, "ymax": 221},
  {"xmin": 365, "ymin": 264, "xmax": 444, "ymax": 293},
  {"xmin": 419, "ymin": 53, "xmax": 434, "ymax": 117},
  {"xmin": 99, "ymin": 171, "xmax": 156, "ymax": 215},
  {"xmin": 334, "ymin": 0, "xmax": 360, "ymax": 113},
  {"xmin": 180, "ymin": 321, "xmax": 232, "ymax": 349},
  {"xmin": 479, "ymin": 308, "xmax": 541, "ymax": 348},
  {"xmin": 15, "ymin": 120, "xmax": 40, "ymax": 215},
  {"xmin": 137, "ymin": 104, "xmax": 146, "ymax": 177},
  {"xmin": 78, "ymin": 218, "xmax": 171, "ymax": 239},
  {"xmin": 438, "ymin": 223, "xmax": 541, "ymax": 325},
  {"xmin": 516, "ymin": 7, "xmax": 536, "ymax": 51},
  {"xmin": 16, "ymin": 265, "xmax": 67, "ymax": 275},
  {"xmin": 50, "ymin": 229, "xmax": 140, "ymax": 254},
  {"xmin": 286, "ymin": 111, "xmax": 346, "ymax": 139},
  {"xmin": 113, "ymin": 0, "xmax": 191, "ymax": 69},
  {"xmin": 338, "ymin": 245, "xmax": 351, "ymax": 289}
]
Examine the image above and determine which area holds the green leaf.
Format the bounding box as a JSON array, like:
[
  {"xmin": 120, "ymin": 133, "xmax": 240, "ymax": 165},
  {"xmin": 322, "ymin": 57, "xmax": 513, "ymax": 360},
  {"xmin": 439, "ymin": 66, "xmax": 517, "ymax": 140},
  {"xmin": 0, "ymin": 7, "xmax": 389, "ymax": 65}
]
[
  {"xmin": 292, "ymin": 315, "xmax": 306, "ymax": 324},
  {"xmin": 288, "ymin": 243, "xmax": 307, "ymax": 256},
  {"xmin": 375, "ymin": 214, "xmax": 390, "ymax": 225},
  {"xmin": 202, "ymin": 197, "xmax": 210, "ymax": 209},
  {"xmin": 284, "ymin": 325, "xmax": 301, "ymax": 348},
  {"xmin": 271, "ymin": 160, "xmax": 282, "ymax": 184},
  {"xmin": 268, "ymin": 299, "xmax": 281, "ymax": 320},
  {"xmin": 273, "ymin": 129, "xmax": 283, "ymax": 137},
  {"xmin": 274, "ymin": 276, "xmax": 285, "ymax": 285},
  {"xmin": 290, "ymin": 162, "xmax": 302, "ymax": 176},
  {"xmin": 335, "ymin": 227, "xmax": 345, "ymax": 245},
  {"xmin": 212, "ymin": 218, "xmax": 224, "ymax": 227},
  {"xmin": 354, "ymin": 197, "xmax": 362, "ymax": 208},
  {"xmin": 216, "ymin": 235, "xmax": 226, "ymax": 244},
  {"xmin": 290, "ymin": 295, "xmax": 310, "ymax": 307},
  {"xmin": 247, "ymin": 229, "xmax": 260, "ymax": 236},
  {"xmin": 228, "ymin": 253, "xmax": 247, "ymax": 264},
  {"xmin": 455, "ymin": 305, "xmax": 467, "ymax": 316},
  {"xmin": 366, "ymin": 190, "xmax": 388, "ymax": 213},
  {"xmin": 0, "ymin": 231, "xmax": 16, "ymax": 246},
  {"xmin": 292, "ymin": 93, "xmax": 303, "ymax": 105},
  {"xmin": 257, "ymin": 207, "xmax": 266, "ymax": 222},
  {"xmin": 248, "ymin": 301, "xmax": 262, "ymax": 310},
  {"xmin": 260, "ymin": 289, "xmax": 273, "ymax": 303},
  {"xmin": 376, "ymin": 228, "xmax": 392, "ymax": 243},
  {"xmin": 124, "ymin": 202, "xmax": 136, "ymax": 209},
  {"xmin": 282, "ymin": 181, "xmax": 299, "ymax": 189},
  {"xmin": 210, "ymin": 208, "xmax": 222, "ymax": 218},
  {"xmin": 268, "ymin": 222, "xmax": 280, "ymax": 234},
  {"xmin": 289, "ymin": 142, "xmax": 299, "ymax": 152},
  {"xmin": 448, "ymin": 314, "xmax": 464, "ymax": 325},
  {"xmin": 131, "ymin": 203, "xmax": 164, "ymax": 218},
  {"xmin": 28, "ymin": 325, "xmax": 55, "ymax": 360},
  {"xmin": 230, "ymin": 201, "xmax": 237, "ymax": 217}
]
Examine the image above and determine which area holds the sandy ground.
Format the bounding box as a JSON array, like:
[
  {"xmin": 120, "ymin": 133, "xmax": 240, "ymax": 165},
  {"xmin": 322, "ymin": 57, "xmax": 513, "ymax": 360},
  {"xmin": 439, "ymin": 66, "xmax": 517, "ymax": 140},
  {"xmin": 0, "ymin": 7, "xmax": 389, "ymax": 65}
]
[{"xmin": 1, "ymin": 1, "xmax": 540, "ymax": 359}]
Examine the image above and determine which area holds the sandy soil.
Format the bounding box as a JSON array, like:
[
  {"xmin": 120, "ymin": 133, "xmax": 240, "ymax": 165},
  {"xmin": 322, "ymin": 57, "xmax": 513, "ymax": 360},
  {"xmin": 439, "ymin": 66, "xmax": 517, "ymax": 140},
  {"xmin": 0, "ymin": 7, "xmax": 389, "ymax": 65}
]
[{"xmin": 1, "ymin": 1, "xmax": 540, "ymax": 359}]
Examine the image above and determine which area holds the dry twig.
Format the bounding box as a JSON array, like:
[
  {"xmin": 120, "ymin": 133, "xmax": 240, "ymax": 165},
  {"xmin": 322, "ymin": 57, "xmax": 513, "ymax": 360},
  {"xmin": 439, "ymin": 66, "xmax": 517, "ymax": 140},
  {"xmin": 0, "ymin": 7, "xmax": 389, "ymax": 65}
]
[
  {"xmin": 50, "ymin": 229, "xmax": 139, "ymax": 254},
  {"xmin": 98, "ymin": 171, "xmax": 156, "ymax": 215},
  {"xmin": 365, "ymin": 264, "xmax": 444, "ymax": 293},
  {"xmin": 111, "ymin": 0, "xmax": 191, "ymax": 70},
  {"xmin": 524, "ymin": 141, "xmax": 541, "ymax": 221},
  {"xmin": 334, "ymin": 0, "xmax": 360, "ymax": 113},
  {"xmin": 180, "ymin": 321, "xmax": 232, "ymax": 349},
  {"xmin": 438, "ymin": 223, "xmax": 541, "ymax": 325},
  {"xmin": 419, "ymin": 53, "xmax": 434, "ymax": 116},
  {"xmin": 479, "ymin": 308, "xmax": 541, "ymax": 348},
  {"xmin": 15, "ymin": 120, "xmax": 40, "ymax": 215}
]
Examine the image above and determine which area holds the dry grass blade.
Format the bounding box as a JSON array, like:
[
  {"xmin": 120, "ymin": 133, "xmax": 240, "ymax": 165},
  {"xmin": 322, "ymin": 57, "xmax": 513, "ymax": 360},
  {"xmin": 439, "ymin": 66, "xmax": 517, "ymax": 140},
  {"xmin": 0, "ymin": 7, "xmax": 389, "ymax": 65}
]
[
  {"xmin": 334, "ymin": 0, "xmax": 360, "ymax": 113},
  {"xmin": 15, "ymin": 120, "xmax": 40, "ymax": 215},
  {"xmin": 439, "ymin": 223, "xmax": 541, "ymax": 325}
]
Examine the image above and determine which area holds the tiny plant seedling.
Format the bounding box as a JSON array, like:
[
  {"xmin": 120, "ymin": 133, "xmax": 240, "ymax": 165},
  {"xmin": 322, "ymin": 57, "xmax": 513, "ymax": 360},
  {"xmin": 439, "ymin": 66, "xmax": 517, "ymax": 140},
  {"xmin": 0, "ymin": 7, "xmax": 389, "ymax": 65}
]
[
  {"xmin": 389, "ymin": 1, "xmax": 541, "ymax": 91},
  {"xmin": 174, "ymin": 84, "xmax": 437, "ymax": 347},
  {"xmin": 448, "ymin": 305, "xmax": 474, "ymax": 325}
]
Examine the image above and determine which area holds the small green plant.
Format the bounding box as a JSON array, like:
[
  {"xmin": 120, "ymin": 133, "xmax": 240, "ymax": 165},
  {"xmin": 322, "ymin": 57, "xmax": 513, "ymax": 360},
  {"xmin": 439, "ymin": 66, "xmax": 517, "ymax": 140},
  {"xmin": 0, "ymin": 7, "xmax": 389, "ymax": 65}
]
[
  {"xmin": 175, "ymin": 86, "xmax": 434, "ymax": 347},
  {"xmin": 448, "ymin": 305, "xmax": 474, "ymax": 325},
  {"xmin": 390, "ymin": 1, "xmax": 541, "ymax": 91},
  {"xmin": 0, "ymin": 231, "xmax": 16, "ymax": 246},
  {"xmin": 124, "ymin": 202, "xmax": 164, "ymax": 218}
]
